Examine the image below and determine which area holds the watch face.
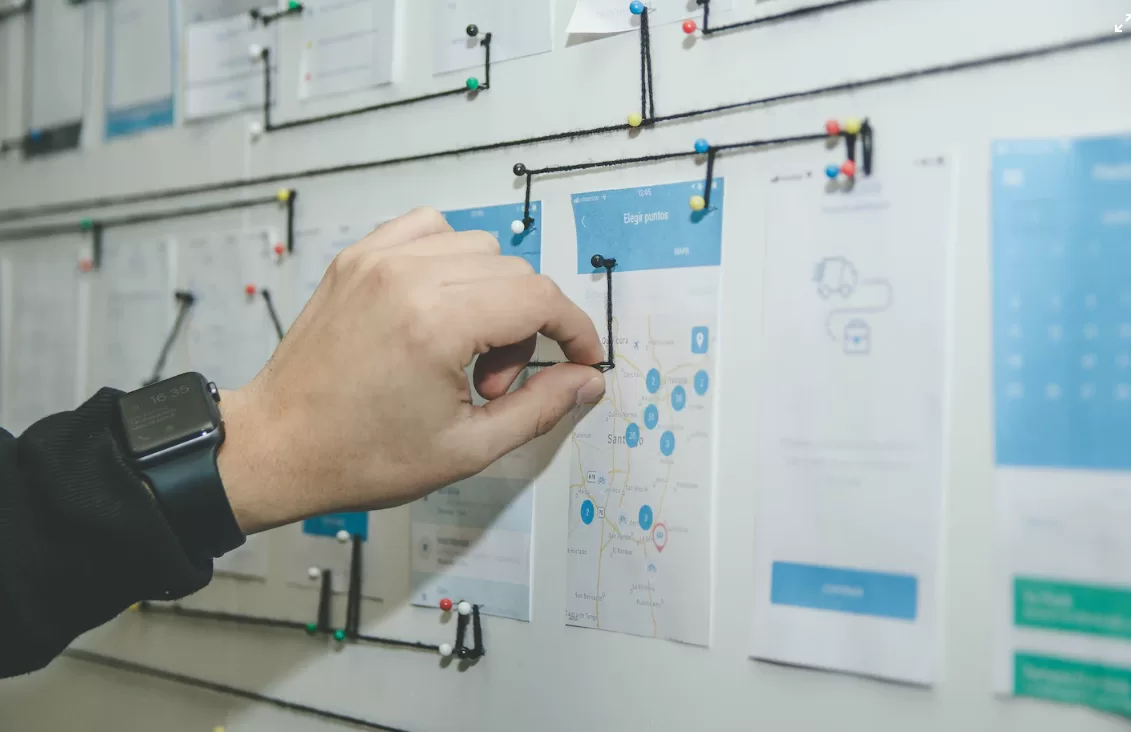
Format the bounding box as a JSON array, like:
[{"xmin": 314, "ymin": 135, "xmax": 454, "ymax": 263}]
[{"xmin": 119, "ymin": 373, "xmax": 219, "ymax": 459}]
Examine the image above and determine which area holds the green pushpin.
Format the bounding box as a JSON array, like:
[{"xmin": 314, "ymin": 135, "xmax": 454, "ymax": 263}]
[
  {"xmin": 288, "ymin": 1, "xmax": 302, "ymax": 10},
  {"xmin": 79, "ymin": 218, "xmax": 94, "ymax": 231},
  {"xmin": 305, "ymin": 623, "xmax": 317, "ymax": 635},
  {"xmin": 465, "ymin": 77, "xmax": 480, "ymax": 91},
  {"xmin": 333, "ymin": 629, "xmax": 346, "ymax": 642}
]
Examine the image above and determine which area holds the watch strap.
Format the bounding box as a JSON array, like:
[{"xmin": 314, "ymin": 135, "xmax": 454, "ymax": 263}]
[{"xmin": 141, "ymin": 442, "xmax": 246, "ymax": 560}]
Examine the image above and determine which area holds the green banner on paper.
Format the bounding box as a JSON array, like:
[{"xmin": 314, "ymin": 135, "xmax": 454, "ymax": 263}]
[
  {"xmin": 1015, "ymin": 577, "xmax": 1131, "ymax": 639},
  {"xmin": 1015, "ymin": 653, "xmax": 1131, "ymax": 716}
]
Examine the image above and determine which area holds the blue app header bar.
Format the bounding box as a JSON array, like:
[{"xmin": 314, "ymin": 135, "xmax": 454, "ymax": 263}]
[
  {"xmin": 771, "ymin": 561, "xmax": 918, "ymax": 621},
  {"xmin": 303, "ymin": 512, "xmax": 369, "ymax": 541},
  {"xmin": 443, "ymin": 203, "xmax": 542, "ymax": 273}
]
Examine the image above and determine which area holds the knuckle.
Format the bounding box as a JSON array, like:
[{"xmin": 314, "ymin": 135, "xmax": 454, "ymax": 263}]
[
  {"xmin": 328, "ymin": 247, "xmax": 361, "ymax": 280},
  {"xmin": 407, "ymin": 206, "xmax": 447, "ymax": 230},
  {"xmin": 471, "ymin": 231, "xmax": 501, "ymax": 255},
  {"xmin": 532, "ymin": 274, "xmax": 561, "ymax": 301}
]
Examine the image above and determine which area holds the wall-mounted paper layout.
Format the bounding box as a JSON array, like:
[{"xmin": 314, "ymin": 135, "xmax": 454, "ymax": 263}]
[
  {"xmin": 297, "ymin": 0, "xmax": 396, "ymax": 101},
  {"xmin": 29, "ymin": 0, "xmax": 88, "ymax": 135},
  {"xmin": 185, "ymin": 13, "xmax": 277, "ymax": 120},
  {"xmin": 407, "ymin": 203, "xmax": 546, "ymax": 621},
  {"xmin": 432, "ymin": 0, "xmax": 552, "ymax": 75},
  {"xmin": 992, "ymin": 134, "xmax": 1131, "ymax": 715},
  {"xmin": 93, "ymin": 234, "xmax": 175, "ymax": 391},
  {"xmin": 564, "ymin": 179, "xmax": 723, "ymax": 646},
  {"xmin": 105, "ymin": 0, "xmax": 177, "ymax": 139},
  {"xmin": 751, "ymin": 159, "xmax": 953, "ymax": 685},
  {"xmin": 567, "ymin": 0, "xmax": 732, "ymax": 36},
  {"xmin": 0, "ymin": 241, "xmax": 87, "ymax": 437}
]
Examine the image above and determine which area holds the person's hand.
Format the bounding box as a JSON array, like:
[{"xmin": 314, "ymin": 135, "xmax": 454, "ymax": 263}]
[{"xmin": 216, "ymin": 207, "xmax": 606, "ymax": 534}]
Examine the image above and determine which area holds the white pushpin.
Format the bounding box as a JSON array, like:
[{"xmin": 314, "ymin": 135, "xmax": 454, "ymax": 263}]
[
  {"xmin": 336, "ymin": 529, "xmax": 351, "ymax": 543},
  {"xmin": 438, "ymin": 643, "xmax": 453, "ymax": 657},
  {"xmin": 248, "ymin": 43, "xmax": 264, "ymax": 60},
  {"xmin": 510, "ymin": 220, "xmax": 525, "ymax": 235},
  {"xmin": 457, "ymin": 601, "xmax": 472, "ymax": 616},
  {"xmin": 248, "ymin": 120, "xmax": 264, "ymax": 140},
  {"xmin": 307, "ymin": 566, "xmax": 321, "ymax": 580}
]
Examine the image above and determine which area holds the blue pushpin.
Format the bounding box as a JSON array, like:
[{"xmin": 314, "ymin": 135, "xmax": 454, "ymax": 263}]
[
  {"xmin": 825, "ymin": 163, "xmax": 840, "ymax": 179},
  {"xmin": 629, "ymin": 1, "xmax": 645, "ymax": 15},
  {"xmin": 28, "ymin": 128, "xmax": 42, "ymax": 141},
  {"xmin": 694, "ymin": 138, "xmax": 710, "ymax": 154}
]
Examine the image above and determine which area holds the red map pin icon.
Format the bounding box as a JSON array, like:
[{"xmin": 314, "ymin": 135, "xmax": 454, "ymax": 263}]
[{"xmin": 652, "ymin": 523, "xmax": 668, "ymax": 553}]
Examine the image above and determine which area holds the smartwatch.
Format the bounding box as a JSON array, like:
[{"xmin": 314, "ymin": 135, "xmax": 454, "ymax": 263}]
[{"xmin": 115, "ymin": 372, "xmax": 246, "ymax": 561}]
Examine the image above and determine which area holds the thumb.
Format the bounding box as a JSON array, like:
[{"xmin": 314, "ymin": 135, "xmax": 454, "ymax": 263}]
[{"xmin": 471, "ymin": 364, "xmax": 606, "ymax": 463}]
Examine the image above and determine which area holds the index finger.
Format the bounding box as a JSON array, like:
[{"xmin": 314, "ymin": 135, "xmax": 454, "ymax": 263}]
[{"xmin": 447, "ymin": 275, "xmax": 605, "ymax": 367}]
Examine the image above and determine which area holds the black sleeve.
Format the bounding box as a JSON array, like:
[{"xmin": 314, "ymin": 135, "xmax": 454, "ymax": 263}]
[{"xmin": 0, "ymin": 388, "xmax": 212, "ymax": 678}]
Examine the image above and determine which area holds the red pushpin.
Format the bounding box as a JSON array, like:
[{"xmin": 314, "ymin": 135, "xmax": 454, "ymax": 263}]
[
  {"xmin": 439, "ymin": 598, "xmax": 453, "ymax": 613},
  {"xmin": 682, "ymin": 19, "xmax": 697, "ymax": 34},
  {"xmin": 825, "ymin": 119, "xmax": 841, "ymax": 136},
  {"xmin": 78, "ymin": 259, "xmax": 93, "ymax": 273},
  {"xmin": 273, "ymin": 243, "xmax": 286, "ymax": 257},
  {"xmin": 841, "ymin": 160, "xmax": 857, "ymax": 178},
  {"xmin": 245, "ymin": 283, "xmax": 257, "ymax": 296}
]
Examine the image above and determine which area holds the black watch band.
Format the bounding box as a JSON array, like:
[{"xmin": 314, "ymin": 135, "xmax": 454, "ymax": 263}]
[{"xmin": 140, "ymin": 441, "xmax": 246, "ymax": 561}]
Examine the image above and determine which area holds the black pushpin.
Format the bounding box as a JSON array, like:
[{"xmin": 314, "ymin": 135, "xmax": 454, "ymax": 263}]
[
  {"xmin": 466, "ymin": 24, "xmax": 479, "ymax": 37},
  {"xmin": 591, "ymin": 254, "xmax": 615, "ymax": 269},
  {"xmin": 513, "ymin": 162, "xmax": 526, "ymax": 177}
]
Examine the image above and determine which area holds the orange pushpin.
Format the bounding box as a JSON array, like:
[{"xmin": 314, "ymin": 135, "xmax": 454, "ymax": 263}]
[{"xmin": 245, "ymin": 283, "xmax": 257, "ymax": 296}]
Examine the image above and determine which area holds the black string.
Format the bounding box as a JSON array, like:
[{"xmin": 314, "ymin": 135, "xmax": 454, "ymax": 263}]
[
  {"xmin": 63, "ymin": 649, "xmax": 415, "ymax": 732},
  {"xmin": 137, "ymin": 602, "xmax": 310, "ymax": 633},
  {"xmin": 697, "ymin": 0, "xmax": 879, "ymax": 35},
  {"xmin": 470, "ymin": 605, "xmax": 486, "ymax": 659},
  {"xmin": 639, "ymin": 9, "xmax": 648, "ymax": 120},
  {"xmin": 143, "ymin": 291, "xmax": 195, "ymax": 386},
  {"xmin": 643, "ymin": 9, "xmax": 655, "ymax": 121},
  {"xmin": 528, "ymin": 256, "xmax": 616, "ymax": 373},
  {"xmin": 316, "ymin": 569, "xmax": 333, "ymax": 634},
  {"xmin": 250, "ymin": 2, "xmax": 304, "ymax": 26},
  {"xmin": 345, "ymin": 535, "xmax": 363, "ymax": 639},
  {"xmin": 0, "ymin": 32, "xmax": 1123, "ymax": 223},
  {"xmin": 861, "ymin": 120, "xmax": 874, "ymax": 175},
  {"xmin": 259, "ymin": 30, "xmax": 492, "ymax": 135},
  {"xmin": 454, "ymin": 611, "xmax": 469, "ymax": 657},
  {"xmin": 261, "ymin": 290, "xmax": 285, "ymax": 342},
  {"xmin": 702, "ymin": 148, "xmax": 717, "ymax": 208}
]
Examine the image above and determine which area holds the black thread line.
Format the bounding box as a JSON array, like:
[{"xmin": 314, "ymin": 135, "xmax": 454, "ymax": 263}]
[
  {"xmin": 470, "ymin": 605, "xmax": 486, "ymax": 659},
  {"xmin": 528, "ymin": 258, "xmax": 616, "ymax": 372},
  {"xmin": 250, "ymin": 2, "xmax": 304, "ymax": 26},
  {"xmin": 63, "ymin": 649, "xmax": 414, "ymax": 732},
  {"xmin": 697, "ymin": 0, "xmax": 879, "ymax": 36},
  {"xmin": 638, "ymin": 8, "xmax": 648, "ymax": 119},
  {"xmin": 522, "ymin": 172, "xmax": 534, "ymax": 227},
  {"xmin": 642, "ymin": 8, "xmax": 655, "ymax": 121},
  {"xmin": 345, "ymin": 535, "xmax": 363, "ymax": 639},
  {"xmin": 143, "ymin": 291, "xmax": 195, "ymax": 386},
  {"xmin": 0, "ymin": 32, "xmax": 1122, "ymax": 223},
  {"xmin": 861, "ymin": 119, "xmax": 874, "ymax": 175},
  {"xmin": 259, "ymin": 31, "xmax": 491, "ymax": 134},
  {"xmin": 0, "ymin": 2, "xmax": 29, "ymax": 23},
  {"xmin": 261, "ymin": 290, "xmax": 285, "ymax": 342},
  {"xmin": 354, "ymin": 634, "xmax": 441, "ymax": 652},
  {"xmin": 702, "ymin": 147, "xmax": 717, "ymax": 208},
  {"xmin": 454, "ymin": 611, "xmax": 469, "ymax": 656},
  {"xmin": 316, "ymin": 569, "xmax": 333, "ymax": 633}
]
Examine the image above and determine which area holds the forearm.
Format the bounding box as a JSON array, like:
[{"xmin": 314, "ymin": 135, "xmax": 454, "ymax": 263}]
[{"xmin": 0, "ymin": 389, "xmax": 211, "ymax": 678}]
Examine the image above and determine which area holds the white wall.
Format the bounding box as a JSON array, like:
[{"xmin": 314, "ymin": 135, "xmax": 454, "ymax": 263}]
[{"xmin": 1, "ymin": 1, "xmax": 1130, "ymax": 731}]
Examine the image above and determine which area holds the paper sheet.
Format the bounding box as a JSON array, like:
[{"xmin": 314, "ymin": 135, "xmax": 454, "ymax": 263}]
[
  {"xmin": 564, "ymin": 179, "xmax": 723, "ymax": 645},
  {"xmin": 992, "ymin": 134, "xmax": 1131, "ymax": 713},
  {"xmin": 432, "ymin": 0, "xmax": 552, "ymax": 75},
  {"xmin": 94, "ymin": 235, "xmax": 175, "ymax": 391},
  {"xmin": 286, "ymin": 514, "xmax": 386, "ymax": 597},
  {"xmin": 178, "ymin": 230, "xmax": 276, "ymax": 391},
  {"xmin": 750, "ymin": 159, "xmax": 952, "ymax": 685},
  {"xmin": 442, "ymin": 202, "xmax": 542, "ymax": 273},
  {"xmin": 297, "ymin": 0, "xmax": 396, "ymax": 101},
  {"xmin": 566, "ymin": 0, "xmax": 733, "ymax": 35},
  {"xmin": 1, "ymin": 243, "xmax": 85, "ymax": 436},
  {"xmin": 29, "ymin": 0, "xmax": 88, "ymax": 129},
  {"xmin": 104, "ymin": 0, "xmax": 176, "ymax": 138},
  {"xmin": 185, "ymin": 13, "xmax": 277, "ymax": 120}
]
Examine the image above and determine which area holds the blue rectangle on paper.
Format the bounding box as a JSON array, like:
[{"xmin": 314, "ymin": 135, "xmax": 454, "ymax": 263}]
[
  {"xmin": 105, "ymin": 98, "xmax": 175, "ymax": 140},
  {"xmin": 303, "ymin": 512, "xmax": 369, "ymax": 541},
  {"xmin": 991, "ymin": 134, "xmax": 1131, "ymax": 471},
  {"xmin": 443, "ymin": 203, "xmax": 542, "ymax": 273},
  {"xmin": 770, "ymin": 561, "xmax": 918, "ymax": 620},
  {"xmin": 571, "ymin": 179, "xmax": 724, "ymax": 273}
]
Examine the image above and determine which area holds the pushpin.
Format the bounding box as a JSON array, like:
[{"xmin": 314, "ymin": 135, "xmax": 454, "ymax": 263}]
[
  {"xmin": 457, "ymin": 601, "xmax": 472, "ymax": 616},
  {"xmin": 274, "ymin": 243, "xmax": 286, "ymax": 257},
  {"xmin": 28, "ymin": 128, "xmax": 42, "ymax": 141},
  {"xmin": 465, "ymin": 23, "xmax": 479, "ymax": 37},
  {"xmin": 825, "ymin": 119, "xmax": 841, "ymax": 136},
  {"xmin": 694, "ymin": 138, "xmax": 709, "ymax": 154},
  {"xmin": 627, "ymin": 112, "xmax": 643, "ymax": 128},
  {"xmin": 333, "ymin": 629, "xmax": 346, "ymax": 642},
  {"xmin": 825, "ymin": 164, "xmax": 840, "ymax": 179},
  {"xmin": 78, "ymin": 258, "xmax": 93, "ymax": 273},
  {"xmin": 248, "ymin": 121, "xmax": 264, "ymax": 140},
  {"xmin": 79, "ymin": 218, "xmax": 94, "ymax": 231},
  {"xmin": 304, "ymin": 622, "xmax": 318, "ymax": 635},
  {"xmin": 840, "ymin": 160, "xmax": 857, "ymax": 178},
  {"xmin": 307, "ymin": 566, "xmax": 321, "ymax": 580},
  {"xmin": 248, "ymin": 43, "xmax": 264, "ymax": 60},
  {"xmin": 213, "ymin": 727, "xmax": 226, "ymax": 732},
  {"xmin": 512, "ymin": 162, "xmax": 527, "ymax": 177},
  {"xmin": 689, "ymin": 195, "xmax": 706, "ymax": 212},
  {"xmin": 843, "ymin": 117, "xmax": 862, "ymax": 135},
  {"xmin": 439, "ymin": 643, "xmax": 454, "ymax": 657},
  {"xmin": 629, "ymin": 1, "xmax": 645, "ymax": 14},
  {"xmin": 275, "ymin": 188, "xmax": 291, "ymax": 202},
  {"xmin": 336, "ymin": 529, "xmax": 351, "ymax": 543},
  {"xmin": 509, "ymin": 220, "xmax": 526, "ymax": 235},
  {"xmin": 439, "ymin": 598, "xmax": 453, "ymax": 612},
  {"xmin": 682, "ymin": 19, "xmax": 697, "ymax": 34},
  {"xmin": 288, "ymin": 0, "xmax": 302, "ymax": 9},
  {"xmin": 245, "ymin": 283, "xmax": 257, "ymax": 296},
  {"xmin": 591, "ymin": 254, "xmax": 607, "ymax": 269},
  {"xmin": 466, "ymin": 77, "xmax": 480, "ymax": 91}
]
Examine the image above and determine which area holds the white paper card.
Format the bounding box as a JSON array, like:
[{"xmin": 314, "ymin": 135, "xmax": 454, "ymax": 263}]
[
  {"xmin": 185, "ymin": 13, "xmax": 277, "ymax": 120},
  {"xmin": 30, "ymin": 0, "xmax": 88, "ymax": 128},
  {"xmin": 104, "ymin": 0, "xmax": 176, "ymax": 138},
  {"xmin": 432, "ymin": 0, "xmax": 552, "ymax": 75},
  {"xmin": 298, "ymin": 0, "xmax": 396, "ymax": 100}
]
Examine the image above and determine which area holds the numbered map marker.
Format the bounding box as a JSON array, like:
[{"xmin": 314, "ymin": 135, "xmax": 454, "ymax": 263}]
[{"xmin": 653, "ymin": 523, "xmax": 668, "ymax": 553}]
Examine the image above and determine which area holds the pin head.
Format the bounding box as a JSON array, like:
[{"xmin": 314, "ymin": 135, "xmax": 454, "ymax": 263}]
[
  {"xmin": 682, "ymin": 19, "xmax": 697, "ymax": 34},
  {"xmin": 689, "ymin": 195, "xmax": 706, "ymax": 212},
  {"xmin": 78, "ymin": 259, "xmax": 93, "ymax": 273},
  {"xmin": 305, "ymin": 622, "xmax": 318, "ymax": 635},
  {"xmin": 843, "ymin": 118, "xmax": 862, "ymax": 135},
  {"xmin": 274, "ymin": 243, "xmax": 286, "ymax": 256},
  {"xmin": 465, "ymin": 23, "xmax": 479, "ymax": 37},
  {"xmin": 825, "ymin": 119, "xmax": 841, "ymax": 136},
  {"xmin": 457, "ymin": 601, "xmax": 472, "ymax": 616},
  {"xmin": 439, "ymin": 598, "xmax": 453, "ymax": 612},
  {"xmin": 248, "ymin": 43, "xmax": 264, "ymax": 60},
  {"xmin": 694, "ymin": 138, "xmax": 709, "ymax": 154},
  {"xmin": 510, "ymin": 219, "xmax": 525, "ymax": 235},
  {"xmin": 244, "ymin": 283, "xmax": 257, "ymax": 296},
  {"xmin": 333, "ymin": 629, "xmax": 346, "ymax": 642},
  {"xmin": 627, "ymin": 112, "xmax": 643, "ymax": 128},
  {"xmin": 336, "ymin": 529, "xmax": 351, "ymax": 543},
  {"xmin": 307, "ymin": 566, "xmax": 321, "ymax": 580},
  {"xmin": 439, "ymin": 642, "xmax": 454, "ymax": 657},
  {"xmin": 276, "ymin": 188, "xmax": 291, "ymax": 202},
  {"xmin": 825, "ymin": 164, "xmax": 840, "ymax": 179},
  {"xmin": 466, "ymin": 77, "xmax": 480, "ymax": 91},
  {"xmin": 591, "ymin": 254, "xmax": 606, "ymax": 269},
  {"xmin": 629, "ymin": 1, "xmax": 645, "ymax": 14},
  {"xmin": 841, "ymin": 160, "xmax": 857, "ymax": 178},
  {"xmin": 513, "ymin": 162, "xmax": 527, "ymax": 177}
]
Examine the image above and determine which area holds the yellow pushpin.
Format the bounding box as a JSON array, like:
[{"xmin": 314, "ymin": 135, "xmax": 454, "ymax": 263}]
[
  {"xmin": 276, "ymin": 188, "xmax": 291, "ymax": 203},
  {"xmin": 627, "ymin": 112, "xmax": 643, "ymax": 128},
  {"xmin": 213, "ymin": 727, "xmax": 226, "ymax": 732},
  {"xmin": 689, "ymin": 195, "xmax": 706, "ymax": 212},
  {"xmin": 843, "ymin": 117, "xmax": 862, "ymax": 135}
]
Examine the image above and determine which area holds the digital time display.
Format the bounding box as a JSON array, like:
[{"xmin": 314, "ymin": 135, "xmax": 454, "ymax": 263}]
[{"xmin": 118, "ymin": 373, "xmax": 218, "ymax": 458}]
